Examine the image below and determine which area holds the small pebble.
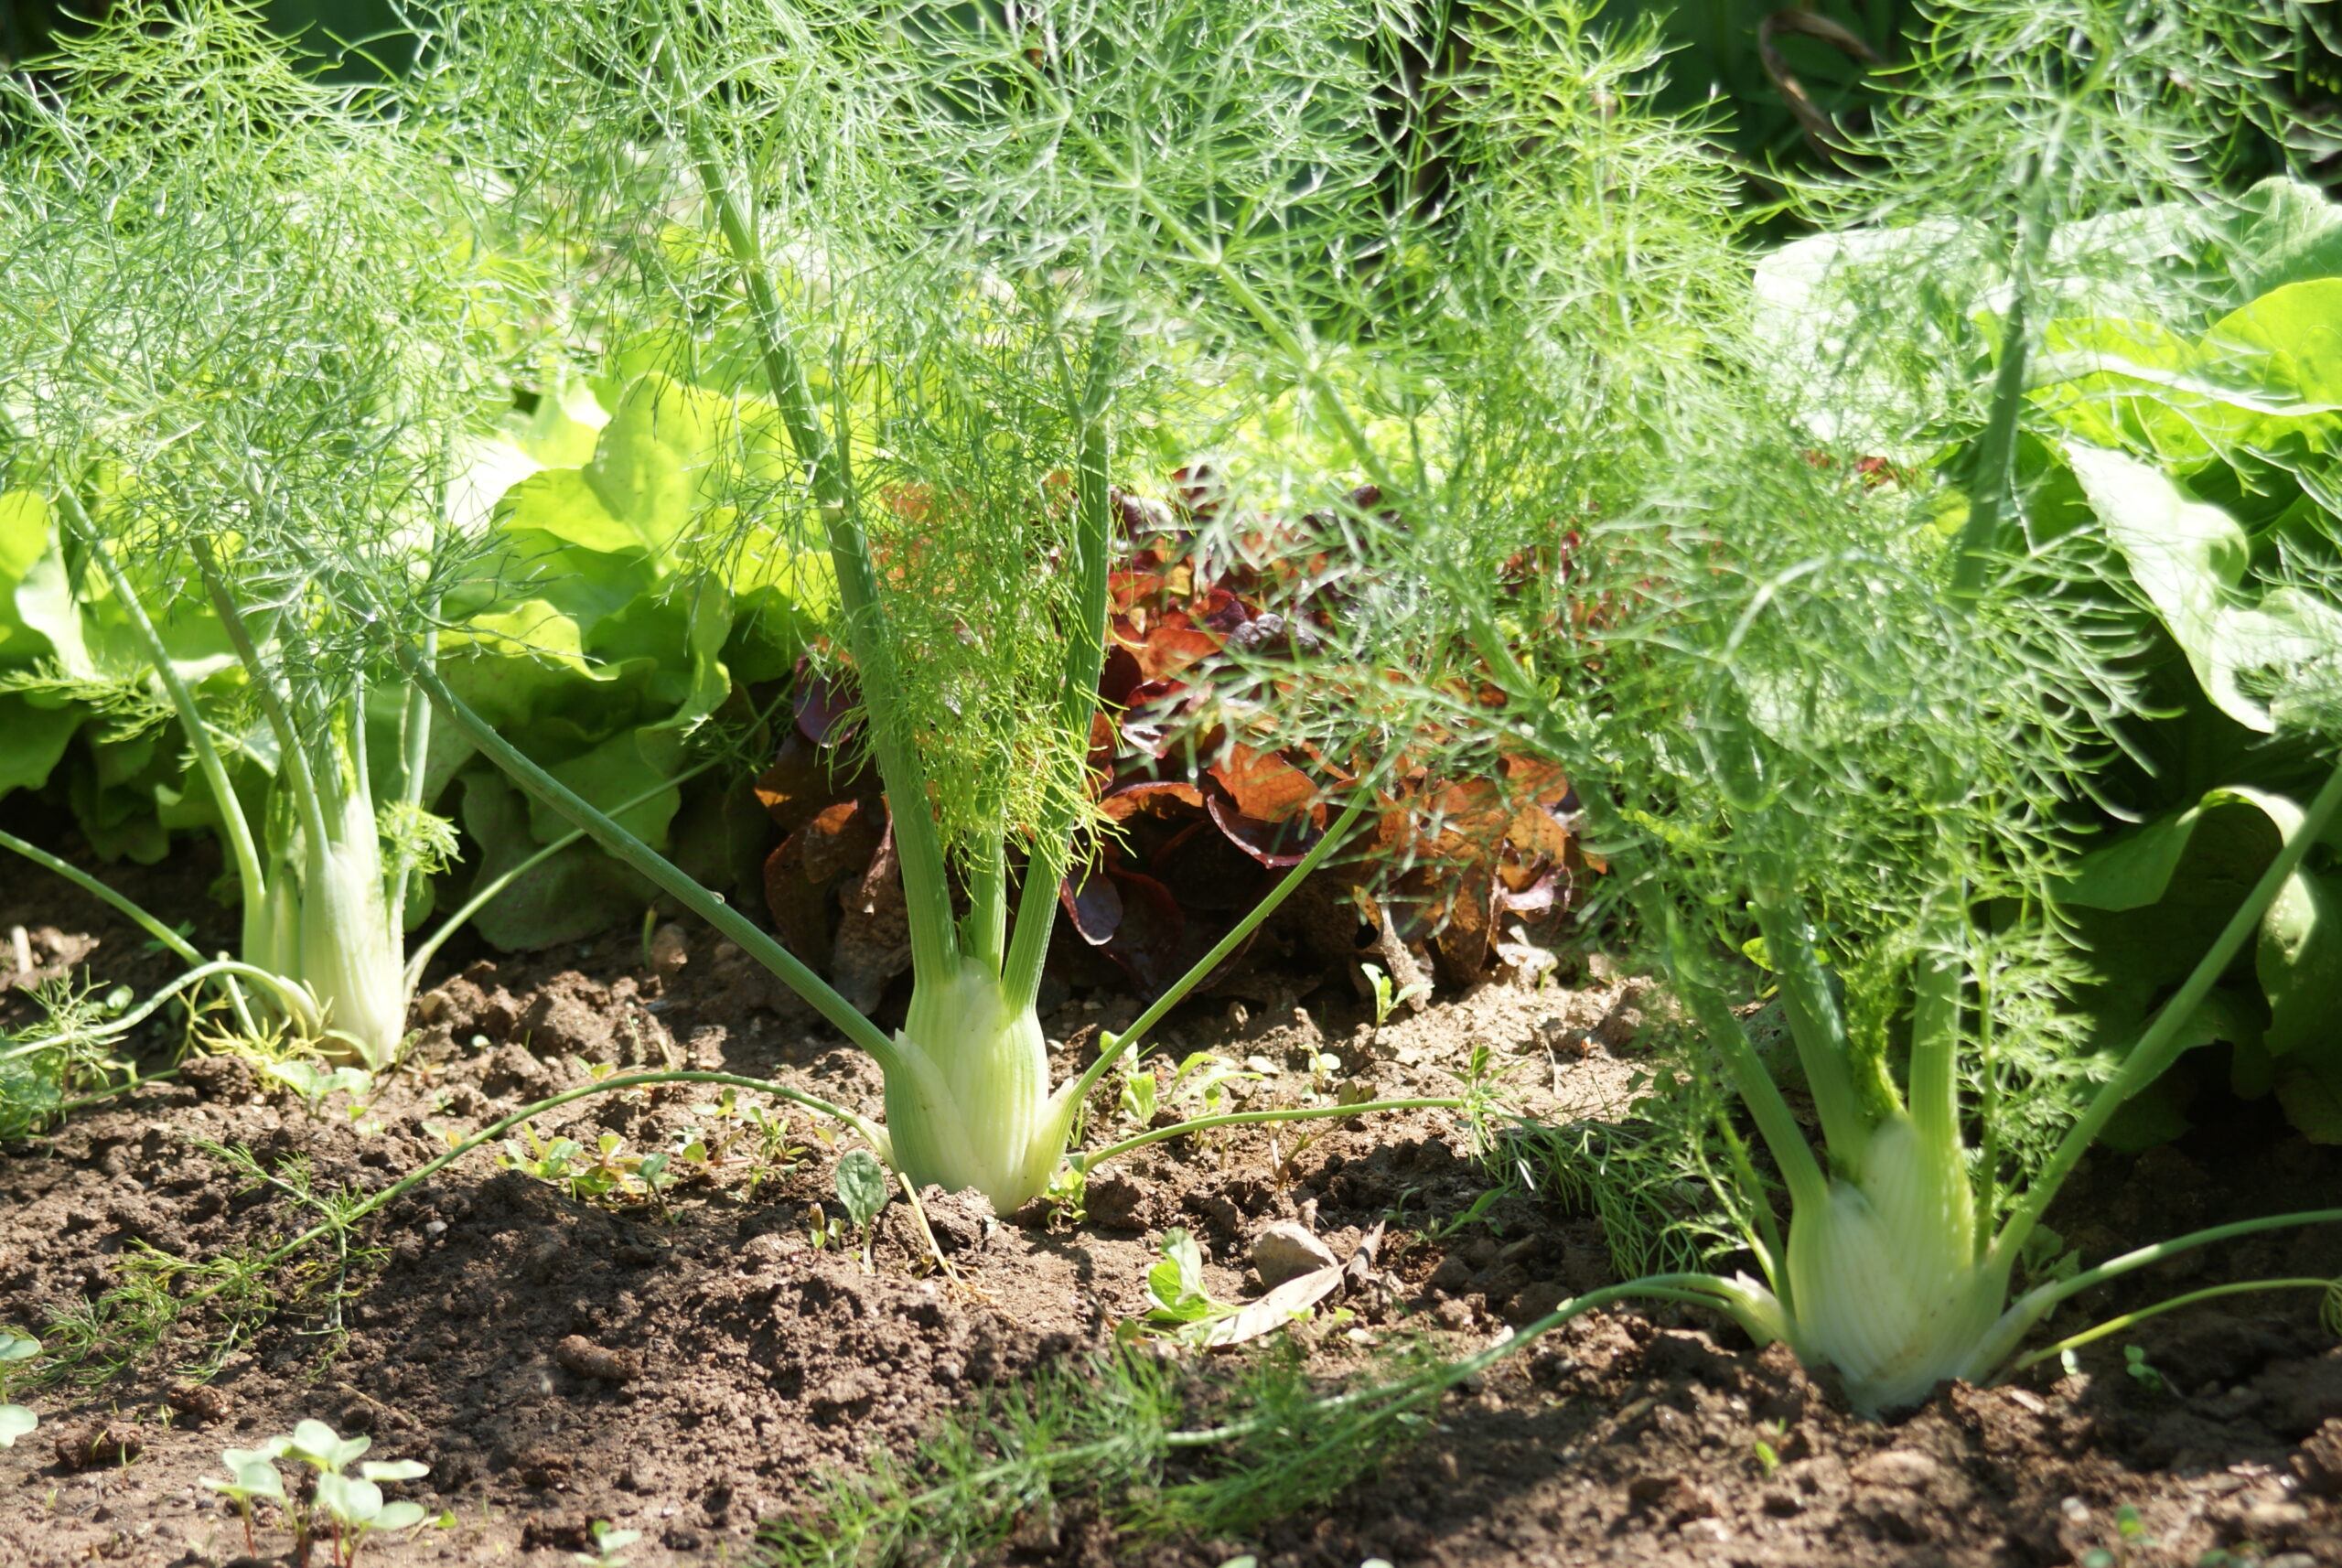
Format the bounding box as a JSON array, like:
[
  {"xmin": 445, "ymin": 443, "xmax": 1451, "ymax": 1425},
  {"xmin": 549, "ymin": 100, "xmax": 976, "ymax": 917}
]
[
  {"xmin": 1251, "ymin": 1221, "xmax": 1337, "ymax": 1288},
  {"xmin": 1852, "ymin": 1449, "xmax": 1939, "ymax": 1490}
]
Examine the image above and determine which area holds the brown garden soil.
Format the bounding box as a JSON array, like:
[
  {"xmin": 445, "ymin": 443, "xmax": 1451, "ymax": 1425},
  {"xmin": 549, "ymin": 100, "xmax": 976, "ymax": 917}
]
[{"xmin": 4, "ymin": 826, "xmax": 2342, "ymax": 1568}]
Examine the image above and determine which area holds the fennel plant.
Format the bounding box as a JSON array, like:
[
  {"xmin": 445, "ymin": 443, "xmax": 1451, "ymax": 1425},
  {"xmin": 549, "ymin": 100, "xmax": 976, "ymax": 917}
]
[
  {"xmin": 375, "ymin": 0, "xmax": 1414, "ymax": 1210},
  {"xmin": 1208, "ymin": 0, "xmax": 2342, "ymax": 1413},
  {"xmin": 0, "ymin": 4, "xmax": 543, "ymax": 1067}
]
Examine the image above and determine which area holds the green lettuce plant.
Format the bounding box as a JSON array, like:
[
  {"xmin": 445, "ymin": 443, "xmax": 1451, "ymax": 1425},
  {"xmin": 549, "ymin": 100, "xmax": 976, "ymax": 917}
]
[
  {"xmin": 2024, "ymin": 271, "xmax": 2342, "ymax": 1142},
  {"xmin": 435, "ymin": 371, "xmax": 830, "ymax": 949},
  {"xmin": 0, "ymin": 6, "xmax": 814, "ymax": 1077},
  {"xmin": 1753, "ymin": 38, "xmax": 2342, "ymax": 1145}
]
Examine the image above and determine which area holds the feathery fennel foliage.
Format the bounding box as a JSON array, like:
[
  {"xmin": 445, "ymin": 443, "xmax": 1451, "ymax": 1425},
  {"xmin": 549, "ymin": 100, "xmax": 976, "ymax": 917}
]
[
  {"xmin": 373, "ymin": 0, "xmax": 1407, "ymax": 1209},
  {"xmin": 1190, "ymin": 0, "xmax": 2342, "ymax": 1414},
  {"xmin": 0, "ymin": 2, "xmax": 523, "ymax": 1065}
]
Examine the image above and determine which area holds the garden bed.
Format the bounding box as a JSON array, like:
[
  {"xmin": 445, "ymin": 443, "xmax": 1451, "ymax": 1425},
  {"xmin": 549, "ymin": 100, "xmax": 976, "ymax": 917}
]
[{"xmin": 5, "ymin": 838, "xmax": 2342, "ymax": 1568}]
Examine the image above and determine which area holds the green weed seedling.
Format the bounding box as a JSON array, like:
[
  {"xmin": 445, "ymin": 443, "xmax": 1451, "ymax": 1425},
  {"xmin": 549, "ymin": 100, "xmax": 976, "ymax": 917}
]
[
  {"xmin": 1043, "ymin": 1162, "xmax": 1089, "ymax": 1228},
  {"xmin": 835, "ymin": 1150, "xmax": 889, "ymax": 1270},
  {"xmin": 498, "ymin": 1126, "xmax": 586, "ymax": 1191},
  {"xmin": 2078, "ymin": 1504, "xmax": 2154, "ymax": 1568},
  {"xmin": 287, "ymin": 1420, "xmax": 431, "ymax": 1566},
  {"xmin": 207, "ymin": 1420, "xmax": 428, "ymax": 1566},
  {"xmin": 1145, "ymin": 1052, "xmax": 1266, "ymax": 1163},
  {"xmin": 1751, "ymin": 1418, "xmax": 1788, "ymax": 1477},
  {"xmin": 1424, "ymin": 1187, "xmax": 1509, "ymax": 1245},
  {"xmin": 2122, "ymin": 1347, "xmax": 2168, "ymax": 1399},
  {"xmin": 499, "ymin": 1124, "xmax": 680, "ymax": 1210},
  {"xmin": 0, "ymin": 1331, "xmax": 36, "ymax": 1447},
  {"xmin": 1125, "ymin": 1229, "xmax": 1235, "ymax": 1347},
  {"xmin": 741, "ymin": 1104, "xmax": 811, "ymax": 1201},
  {"xmin": 203, "ymin": 1445, "xmax": 288, "ymax": 1558},
  {"xmin": 1359, "ymin": 962, "xmax": 1427, "ymax": 1030},
  {"xmin": 263, "ymin": 1059, "xmax": 375, "ymax": 1119},
  {"xmin": 1118, "ymin": 1064, "xmax": 1159, "ymax": 1129},
  {"xmin": 667, "ymin": 1090, "xmax": 809, "ymax": 1199},
  {"xmin": 803, "ymin": 1201, "xmax": 837, "ymax": 1251},
  {"xmin": 574, "ymin": 1520, "xmax": 642, "ymax": 1565}
]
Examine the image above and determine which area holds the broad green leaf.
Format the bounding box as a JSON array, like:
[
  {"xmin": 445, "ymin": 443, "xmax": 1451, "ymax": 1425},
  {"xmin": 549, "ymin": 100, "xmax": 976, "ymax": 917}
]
[
  {"xmin": 2068, "ymin": 783, "xmax": 2342, "ymax": 1144},
  {"xmin": 834, "ymin": 1149, "xmax": 888, "ymax": 1229},
  {"xmin": 457, "ymin": 768, "xmax": 657, "ymax": 951},
  {"xmin": 2033, "ymin": 201, "xmax": 2229, "ymax": 325},
  {"xmin": 1147, "ymin": 1227, "xmax": 1210, "ymax": 1317},
  {"xmin": 510, "ymin": 381, "xmax": 611, "ymax": 468},
  {"xmin": 500, "ymin": 468, "xmax": 657, "ymax": 560},
  {"xmin": 374, "ymin": 1500, "xmax": 428, "ymax": 1531},
  {"xmin": 2098, "ymin": 993, "xmax": 2260, "ymax": 1152},
  {"xmin": 2065, "ymin": 801, "xmax": 2213, "ymax": 912},
  {"xmin": 317, "ymin": 1471, "xmax": 384, "ymax": 1525},
  {"xmin": 0, "ymin": 1406, "xmax": 33, "ymax": 1447},
  {"xmin": 0, "ymin": 693, "xmax": 81, "ymax": 800},
  {"xmin": 727, "ymin": 520, "xmax": 836, "ymax": 682},
  {"xmin": 495, "ymin": 374, "xmax": 788, "ymax": 564},
  {"xmin": 205, "ymin": 1456, "xmax": 287, "ymax": 1500},
  {"xmin": 226, "ymin": 1438, "xmax": 293, "ymax": 1463},
  {"xmin": 2065, "ymin": 791, "xmax": 2280, "ymax": 1058},
  {"xmin": 360, "ymin": 1458, "xmax": 429, "ymax": 1483},
  {"xmin": 2276, "ymin": 1054, "xmax": 2342, "ymax": 1145},
  {"xmin": 447, "ymin": 542, "xmax": 653, "ymax": 671},
  {"xmin": 2255, "ymin": 588, "xmax": 2342, "ymax": 736},
  {"xmin": 70, "ymin": 736, "xmax": 175, "ymax": 864},
  {"xmin": 286, "ymin": 1420, "xmax": 370, "ymax": 1472},
  {"xmin": 446, "ymin": 381, "xmax": 610, "ymax": 535},
  {"xmin": 2261, "ymin": 866, "xmax": 2342, "ymax": 1061},
  {"xmin": 2030, "ymin": 317, "xmax": 2214, "ymax": 459},
  {"xmin": 0, "ymin": 490, "xmax": 59, "ymax": 661},
  {"xmin": 533, "ymin": 726, "xmax": 690, "ymax": 848},
  {"xmin": 2063, "ymin": 443, "xmax": 2283, "ymax": 730},
  {"xmin": 2202, "ymin": 279, "xmax": 2342, "ymax": 418},
  {"xmin": 2066, "ymin": 785, "xmax": 2310, "ymax": 911},
  {"xmin": 2227, "ymin": 177, "xmax": 2342, "ymax": 301},
  {"xmin": 0, "ymin": 1334, "xmax": 38, "ymax": 1364},
  {"xmin": 1749, "ymin": 220, "xmax": 1982, "ymax": 456}
]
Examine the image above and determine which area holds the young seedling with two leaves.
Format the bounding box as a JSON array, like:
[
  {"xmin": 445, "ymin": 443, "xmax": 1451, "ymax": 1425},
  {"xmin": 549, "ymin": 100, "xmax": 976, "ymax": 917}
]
[
  {"xmin": 574, "ymin": 1520, "xmax": 643, "ymax": 1566},
  {"xmin": 202, "ymin": 1420, "xmax": 428, "ymax": 1567},
  {"xmin": 0, "ymin": 1333, "xmax": 38, "ymax": 1448},
  {"xmin": 835, "ymin": 1149, "xmax": 891, "ymax": 1270}
]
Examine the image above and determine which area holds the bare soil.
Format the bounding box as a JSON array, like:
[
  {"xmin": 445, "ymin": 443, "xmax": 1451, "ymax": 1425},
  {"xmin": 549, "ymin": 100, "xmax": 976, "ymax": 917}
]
[{"xmin": 3, "ymin": 829, "xmax": 2340, "ymax": 1568}]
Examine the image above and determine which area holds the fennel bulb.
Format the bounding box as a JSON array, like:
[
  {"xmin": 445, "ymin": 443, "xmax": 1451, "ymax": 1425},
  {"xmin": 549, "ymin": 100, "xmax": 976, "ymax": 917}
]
[
  {"xmin": 287, "ymin": 783, "xmax": 411, "ymax": 1068},
  {"xmin": 884, "ymin": 961, "xmax": 1080, "ymax": 1212},
  {"xmin": 1777, "ymin": 1116, "xmax": 2011, "ymax": 1413}
]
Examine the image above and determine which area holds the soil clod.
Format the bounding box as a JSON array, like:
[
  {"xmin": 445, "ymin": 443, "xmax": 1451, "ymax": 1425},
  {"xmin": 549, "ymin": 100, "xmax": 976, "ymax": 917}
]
[
  {"xmin": 554, "ymin": 1335, "xmax": 641, "ymax": 1382},
  {"xmin": 52, "ymin": 1419, "xmax": 144, "ymax": 1471}
]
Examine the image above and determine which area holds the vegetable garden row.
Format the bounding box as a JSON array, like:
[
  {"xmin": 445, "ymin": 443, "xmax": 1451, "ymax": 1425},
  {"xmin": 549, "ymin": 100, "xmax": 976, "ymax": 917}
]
[{"xmin": 3, "ymin": 0, "xmax": 2341, "ymax": 1563}]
